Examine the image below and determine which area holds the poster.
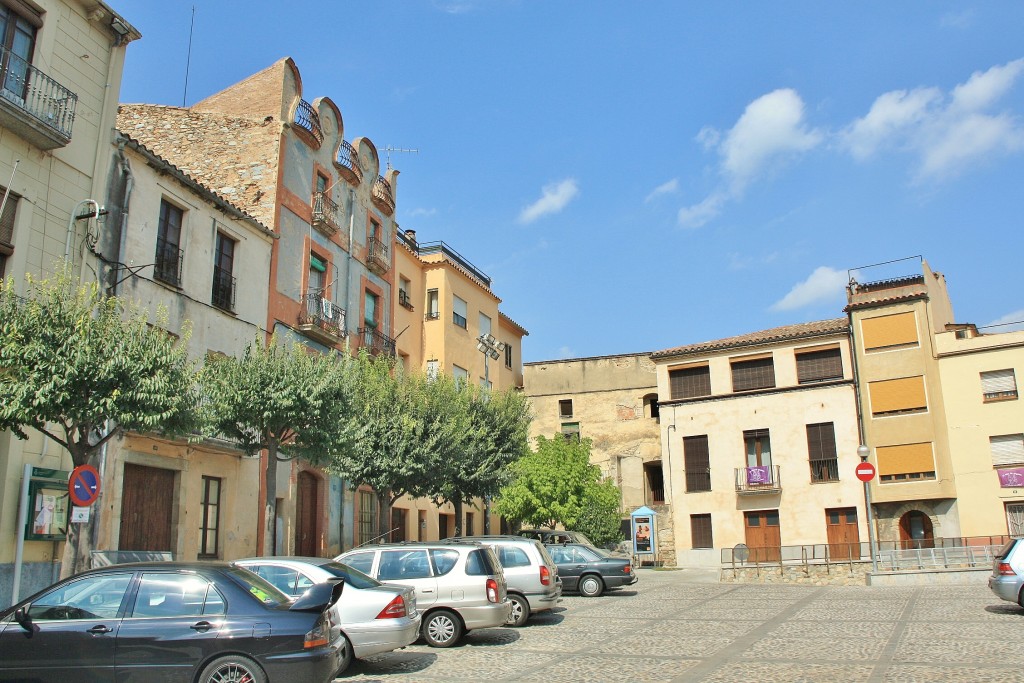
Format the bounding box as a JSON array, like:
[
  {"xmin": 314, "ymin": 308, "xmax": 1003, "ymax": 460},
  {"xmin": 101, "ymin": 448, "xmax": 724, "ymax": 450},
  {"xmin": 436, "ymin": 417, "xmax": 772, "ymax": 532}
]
[
  {"xmin": 28, "ymin": 486, "xmax": 69, "ymax": 540},
  {"xmin": 633, "ymin": 515, "xmax": 653, "ymax": 554}
]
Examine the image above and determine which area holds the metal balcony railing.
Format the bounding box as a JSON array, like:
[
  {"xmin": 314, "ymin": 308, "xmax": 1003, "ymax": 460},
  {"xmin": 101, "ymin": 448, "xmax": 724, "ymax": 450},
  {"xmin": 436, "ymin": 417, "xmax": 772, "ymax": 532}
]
[
  {"xmin": 685, "ymin": 469, "xmax": 712, "ymax": 493},
  {"xmin": 372, "ymin": 175, "xmax": 395, "ymax": 214},
  {"xmin": 358, "ymin": 326, "xmax": 396, "ymax": 357},
  {"xmin": 311, "ymin": 191, "xmax": 340, "ymax": 235},
  {"xmin": 398, "ymin": 289, "xmax": 414, "ymax": 310},
  {"xmin": 0, "ymin": 45, "xmax": 78, "ymax": 146},
  {"xmin": 154, "ymin": 237, "xmax": 183, "ymax": 287},
  {"xmin": 293, "ymin": 99, "xmax": 323, "ymax": 145},
  {"xmin": 810, "ymin": 459, "xmax": 839, "ymax": 483},
  {"xmin": 367, "ymin": 236, "xmax": 390, "ymax": 273},
  {"xmin": 299, "ymin": 292, "xmax": 346, "ymax": 340},
  {"xmin": 335, "ymin": 139, "xmax": 362, "ymax": 183},
  {"xmin": 734, "ymin": 465, "xmax": 782, "ymax": 494},
  {"xmin": 211, "ymin": 266, "xmax": 236, "ymax": 312}
]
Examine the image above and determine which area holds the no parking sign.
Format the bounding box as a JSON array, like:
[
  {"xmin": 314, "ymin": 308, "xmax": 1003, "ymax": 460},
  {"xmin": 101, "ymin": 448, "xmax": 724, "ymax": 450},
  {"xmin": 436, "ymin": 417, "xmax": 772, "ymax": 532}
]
[{"xmin": 69, "ymin": 464, "xmax": 101, "ymax": 507}]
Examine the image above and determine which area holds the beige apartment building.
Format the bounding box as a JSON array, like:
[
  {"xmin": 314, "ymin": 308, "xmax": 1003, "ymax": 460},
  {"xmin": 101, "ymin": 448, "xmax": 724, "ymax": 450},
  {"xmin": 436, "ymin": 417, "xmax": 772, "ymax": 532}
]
[{"xmin": 0, "ymin": 0, "xmax": 139, "ymax": 602}]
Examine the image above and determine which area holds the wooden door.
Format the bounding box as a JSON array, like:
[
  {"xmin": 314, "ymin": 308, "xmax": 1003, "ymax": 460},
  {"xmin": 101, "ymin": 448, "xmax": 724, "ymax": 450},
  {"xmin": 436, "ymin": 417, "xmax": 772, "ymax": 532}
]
[
  {"xmin": 120, "ymin": 464, "xmax": 174, "ymax": 551},
  {"xmin": 391, "ymin": 507, "xmax": 407, "ymax": 542},
  {"xmin": 744, "ymin": 510, "xmax": 781, "ymax": 562},
  {"xmin": 826, "ymin": 507, "xmax": 860, "ymax": 560},
  {"xmin": 899, "ymin": 510, "xmax": 934, "ymax": 549},
  {"xmin": 295, "ymin": 471, "xmax": 318, "ymax": 556}
]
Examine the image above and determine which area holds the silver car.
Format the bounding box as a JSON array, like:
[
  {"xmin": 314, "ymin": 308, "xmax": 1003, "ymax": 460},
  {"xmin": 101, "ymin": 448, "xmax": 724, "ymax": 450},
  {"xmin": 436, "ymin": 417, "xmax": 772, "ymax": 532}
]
[
  {"xmin": 234, "ymin": 557, "xmax": 420, "ymax": 673},
  {"xmin": 453, "ymin": 535, "xmax": 561, "ymax": 626},
  {"xmin": 336, "ymin": 541, "xmax": 511, "ymax": 647},
  {"xmin": 989, "ymin": 538, "xmax": 1024, "ymax": 606}
]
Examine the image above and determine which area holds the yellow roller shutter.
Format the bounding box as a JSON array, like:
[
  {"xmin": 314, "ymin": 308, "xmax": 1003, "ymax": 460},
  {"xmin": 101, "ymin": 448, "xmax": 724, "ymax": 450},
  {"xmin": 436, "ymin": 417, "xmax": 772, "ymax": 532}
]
[
  {"xmin": 869, "ymin": 376, "xmax": 927, "ymax": 415},
  {"xmin": 876, "ymin": 443, "xmax": 935, "ymax": 476},
  {"xmin": 861, "ymin": 312, "xmax": 918, "ymax": 351}
]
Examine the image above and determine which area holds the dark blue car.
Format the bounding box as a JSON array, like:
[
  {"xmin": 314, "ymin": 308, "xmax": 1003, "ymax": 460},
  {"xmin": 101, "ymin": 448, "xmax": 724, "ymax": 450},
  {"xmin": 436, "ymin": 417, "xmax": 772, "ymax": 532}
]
[{"xmin": 545, "ymin": 543, "xmax": 638, "ymax": 597}]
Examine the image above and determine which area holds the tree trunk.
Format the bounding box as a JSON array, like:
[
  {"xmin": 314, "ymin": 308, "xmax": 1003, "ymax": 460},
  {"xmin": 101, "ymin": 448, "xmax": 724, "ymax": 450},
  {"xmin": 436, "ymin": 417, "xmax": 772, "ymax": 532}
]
[
  {"xmin": 376, "ymin": 490, "xmax": 390, "ymax": 541},
  {"xmin": 453, "ymin": 498, "xmax": 463, "ymax": 537},
  {"xmin": 265, "ymin": 442, "xmax": 279, "ymax": 556}
]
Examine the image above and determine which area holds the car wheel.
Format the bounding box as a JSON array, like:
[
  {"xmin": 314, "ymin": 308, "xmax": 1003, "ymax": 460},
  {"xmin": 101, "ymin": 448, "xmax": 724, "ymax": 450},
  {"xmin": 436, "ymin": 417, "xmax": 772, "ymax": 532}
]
[
  {"xmin": 336, "ymin": 633, "xmax": 353, "ymax": 675},
  {"xmin": 505, "ymin": 593, "xmax": 530, "ymax": 627},
  {"xmin": 422, "ymin": 609, "xmax": 464, "ymax": 647},
  {"xmin": 579, "ymin": 575, "xmax": 604, "ymax": 597},
  {"xmin": 199, "ymin": 655, "xmax": 267, "ymax": 683}
]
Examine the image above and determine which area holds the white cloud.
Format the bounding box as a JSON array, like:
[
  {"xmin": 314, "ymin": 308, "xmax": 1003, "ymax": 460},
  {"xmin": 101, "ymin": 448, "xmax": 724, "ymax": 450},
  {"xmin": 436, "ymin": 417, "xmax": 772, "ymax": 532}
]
[
  {"xmin": 518, "ymin": 178, "xmax": 579, "ymax": 224},
  {"xmin": 645, "ymin": 178, "xmax": 679, "ymax": 203},
  {"xmin": 557, "ymin": 345, "xmax": 575, "ymax": 359},
  {"xmin": 841, "ymin": 88, "xmax": 941, "ymax": 160},
  {"xmin": 408, "ymin": 207, "xmax": 437, "ymax": 217},
  {"xmin": 940, "ymin": 9, "xmax": 975, "ymax": 29},
  {"xmin": 770, "ymin": 266, "xmax": 849, "ymax": 312},
  {"xmin": 677, "ymin": 191, "xmax": 727, "ymax": 228},
  {"xmin": 951, "ymin": 59, "xmax": 1024, "ymax": 112},
  {"xmin": 985, "ymin": 309, "xmax": 1024, "ymax": 332}
]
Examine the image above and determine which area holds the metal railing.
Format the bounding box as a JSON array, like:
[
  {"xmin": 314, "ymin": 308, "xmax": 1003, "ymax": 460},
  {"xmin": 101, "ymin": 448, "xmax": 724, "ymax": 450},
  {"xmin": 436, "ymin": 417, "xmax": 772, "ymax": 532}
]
[
  {"xmin": 211, "ymin": 266, "xmax": 235, "ymax": 311},
  {"xmin": 293, "ymin": 99, "xmax": 323, "ymax": 145},
  {"xmin": 810, "ymin": 459, "xmax": 839, "ymax": 483},
  {"xmin": 398, "ymin": 289, "xmax": 413, "ymax": 310},
  {"xmin": 685, "ymin": 469, "xmax": 711, "ymax": 493},
  {"xmin": 367, "ymin": 236, "xmax": 389, "ymax": 272},
  {"xmin": 311, "ymin": 191, "xmax": 340, "ymax": 234},
  {"xmin": 734, "ymin": 465, "xmax": 782, "ymax": 494},
  {"xmin": 299, "ymin": 292, "xmax": 346, "ymax": 338},
  {"xmin": 0, "ymin": 45, "xmax": 78, "ymax": 141},
  {"xmin": 358, "ymin": 326, "xmax": 396, "ymax": 357},
  {"xmin": 154, "ymin": 237, "xmax": 183, "ymax": 287},
  {"xmin": 336, "ymin": 139, "xmax": 361, "ymax": 179},
  {"xmin": 372, "ymin": 175, "xmax": 395, "ymax": 213}
]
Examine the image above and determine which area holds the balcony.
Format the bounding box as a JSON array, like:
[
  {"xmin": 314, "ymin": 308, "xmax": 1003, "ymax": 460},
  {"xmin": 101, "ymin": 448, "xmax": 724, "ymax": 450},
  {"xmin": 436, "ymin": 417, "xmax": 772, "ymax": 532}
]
[
  {"xmin": 153, "ymin": 237, "xmax": 183, "ymax": 287},
  {"xmin": 367, "ymin": 236, "xmax": 390, "ymax": 274},
  {"xmin": 311, "ymin": 191, "xmax": 340, "ymax": 236},
  {"xmin": 358, "ymin": 326, "xmax": 396, "ymax": 357},
  {"xmin": 293, "ymin": 99, "xmax": 323, "ymax": 147},
  {"xmin": 211, "ymin": 266, "xmax": 236, "ymax": 312},
  {"xmin": 335, "ymin": 139, "xmax": 362, "ymax": 186},
  {"xmin": 735, "ymin": 465, "xmax": 782, "ymax": 495},
  {"xmin": 0, "ymin": 45, "xmax": 78, "ymax": 150},
  {"xmin": 298, "ymin": 292, "xmax": 346, "ymax": 344},
  {"xmin": 372, "ymin": 175, "xmax": 395, "ymax": 216},
  {"xmin": 398, "ymin": 289, "xmax": 414, "ymax": 310}
]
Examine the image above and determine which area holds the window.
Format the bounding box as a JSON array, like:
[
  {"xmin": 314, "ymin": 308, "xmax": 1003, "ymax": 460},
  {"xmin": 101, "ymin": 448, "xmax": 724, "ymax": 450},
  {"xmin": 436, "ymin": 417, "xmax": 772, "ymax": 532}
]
[
  {"xmin": 357, "ymin": 490, "xmax": 377, "ymax": 546},
  {"xmin": 364, "ymin": 290, "xmax": 379, "ymax": 327},
  {"xmin": 0, "ymin": 4, "xmax": 37, "ymax": 100},
  {"xmin": 211, "ymin": 233, "xmax": 236, "ymax": 312},
  {"xmin": 26, "ymin": 572, "xmax": 132, "ymax": 621},
  {"xmin": 379, "ymin": 549, "xmax": 431, "ymax": 580},
  {"xmin": 561, "ymin": 422, "xmax": 580, "ymax": 442},
  {"xmin": 452, "ymin": 364, "xmax": 469, "ymax": 385},
  {"xmin": 990, "ymin": 434, "xmax": 1024, "ymax": 467},
  {"xmin": 426, "ymin": 359, "xmax": 439, "ymax": 381},
  {"xmin": 453, "ymin": 295, "xmax": 467, "ymax": 328},
  {"xmin": 309, "ymin": 252, "xmax": 326, "ymax": 292},
  {"xmin": 683, "ymin": 435, "xmax": 711, "ymax": 492},
  {"xmin": 399, "ymin": 276, "xmax": 413, "ymax": 309},
  {"xmin": 643, "ymin": 393, "xmax": 660, "ymax": 420},
  {"xmin": 558, "ymin": 399, "xmax": 573, "ymax": 418},
  {"xmin": 690, "ymin": 514, "xmax": 713, "ymax": 549},
  {"xmin": 155, "ymin": 199, "xmax": 184, "ymax": 286},
  {"xmin": 132, "ymin": 572, "xmax": 225, "ymax": 618},
  {"xmin": 504, "ymin": 343, "xmax": 512, "ymax": 369},
  {"xmin": 876, "ymin": 442, "xmax": 935, "ymax": 481},
  {"xmin": 496, "ymin": 546, "xmax": 531, "ymax": 568},
  {"xmin": 807, "ymin": 422, "xmax": 839, "ymax": 483},
  {"xmin": 861, "ymin": 312, "xmax": 918, "ymax": 352},
  {"xmin": 432, "ymin": 548, "xmax": 461, "ymax": 575},
  {"xmin": 744, "ymin": 429, "xmax": 772, "ymax": 468},
  {"xmin": 796, "ymin": 347, "xmax": 843, "ymax": 384},
  {"xmin": 479, "ymin": 312, "xmax": 491, "ymax": 337},
  {"xmin": 315, "ymin": 173, "xmax": 328, "ymax": 194},
  {"xmin": 199, "ymin": 476, "xmax": 221, "ymax": 558},
  {"xmin": 425, "ymin": 289, "xmax": 439, "ymax": 320},
  {"xmin": 731, "ymin": 356, "xmax": 775, "ymax": 392},
  {"xmin": 343, "ymin": 551, "xmax": 374, "ymax": 574},
  {"xmin": 982, "ymin": 369, "xmax": 1018, "ymax": 402},
  {"xmin": 0, "ymin": 184, "xmax": 19, "ymax": 277},
  {"xmin": 669, "ymin": 365, "xmax": 710, "ymax": 399},
  {"xmin": 869, "ymin": 376, "xmax": 927, "ymax": 416}
]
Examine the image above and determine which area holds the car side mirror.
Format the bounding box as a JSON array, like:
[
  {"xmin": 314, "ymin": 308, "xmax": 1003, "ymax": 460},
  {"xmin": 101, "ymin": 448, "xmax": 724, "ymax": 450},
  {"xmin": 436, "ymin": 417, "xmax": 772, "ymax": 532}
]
[{"xmin": 14, "ymin": 607, "xmax": 39, "ymax": 636}]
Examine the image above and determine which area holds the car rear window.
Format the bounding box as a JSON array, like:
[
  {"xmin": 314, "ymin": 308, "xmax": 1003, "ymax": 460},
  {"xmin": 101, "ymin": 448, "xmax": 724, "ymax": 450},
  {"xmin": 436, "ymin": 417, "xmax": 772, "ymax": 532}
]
[
  {"xmin": 996, "ymin": 539, "xmax": 1020, "ymax": 560},
  {"xmin": 224, "ymin": 566, "xmax": 290, "ymax": 608},
  {"xmin": 496, "ymin": 546, "xmax": 531, "ymax": 568},
  {"xmin": 465, "ymin": 548, "xmax": 499, "ymax": 576},
  {"xmin": 535, "ymin": 543, "xmax": 555, "ymax": 566},
  {"xmin": 430, "ymin": 549, "xmax": 460, "ymax": 576}
]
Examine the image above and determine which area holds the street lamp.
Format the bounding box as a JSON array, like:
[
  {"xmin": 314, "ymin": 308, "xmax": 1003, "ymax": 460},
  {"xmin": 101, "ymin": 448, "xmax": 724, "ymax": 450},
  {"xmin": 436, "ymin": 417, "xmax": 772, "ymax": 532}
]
[
  {"xmin": 476, "ymin": 333, "xmax": 506, "ymax": 534},
  {"xmin": 858, "ymin": 444, "xmax": 879, "ymax": 572}
]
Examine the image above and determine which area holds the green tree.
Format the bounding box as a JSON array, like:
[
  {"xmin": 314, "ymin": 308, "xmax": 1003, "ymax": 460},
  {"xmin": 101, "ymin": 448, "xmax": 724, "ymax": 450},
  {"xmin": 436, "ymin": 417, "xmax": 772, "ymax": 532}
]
[
  {"xmin": 494, "ymin": 435, "xmax": 622, "ymax": 545},
  {"xmin": 201, "ymin": 335, "xmax": 356, "ymax": 555},
  {"xmin": 0, "ymin": 266, "xmax": 200, "ymax": 577}
]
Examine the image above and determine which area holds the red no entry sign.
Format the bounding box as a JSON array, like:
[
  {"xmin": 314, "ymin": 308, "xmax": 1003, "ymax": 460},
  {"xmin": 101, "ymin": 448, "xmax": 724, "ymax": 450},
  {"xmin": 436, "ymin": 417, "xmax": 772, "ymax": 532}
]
[
  {"xmin": 69, "ymin": 464, "xmax": 101, "ymax": 506},
  {"xmin": 855, "ymin": 462, "xmax": 876, "ymax": 483}
]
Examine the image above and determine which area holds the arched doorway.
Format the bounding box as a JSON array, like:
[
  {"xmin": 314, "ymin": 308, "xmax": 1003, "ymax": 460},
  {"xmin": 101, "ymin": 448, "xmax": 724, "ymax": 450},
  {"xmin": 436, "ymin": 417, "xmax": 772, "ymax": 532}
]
[
  {"xmin": 295, "ymin": 471, "xmax": 320, "ymax": 556},
  {"xmin": 899, "ymin": 510, "xmax": 934, "ymax": 549}
]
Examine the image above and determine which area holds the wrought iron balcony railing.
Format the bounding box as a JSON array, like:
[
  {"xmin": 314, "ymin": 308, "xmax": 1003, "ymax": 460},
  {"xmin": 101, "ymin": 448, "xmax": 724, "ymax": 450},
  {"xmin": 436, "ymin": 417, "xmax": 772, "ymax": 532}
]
[
  {"xmin": 293, "ymin": 99, "xmax": 323, "ymax": 145},
  {"xmin": 0, "ymin": 44, "xmax": 78, "ymax": 148},
  {"xmin": 211, "ymin": 266, "xmax": 236, "ymax": 312},
  {"xmin": 367, "ymin": 236, "xmax": 390, "ymax": 273},
  {"xmin": 298, "ymin": 291, "xmax": 346, "ymax": 342},
  {"xmin": 311, "ymin": 191, "xmax": 340, "ymax": 235},
  {"xmin": 735, "ymin": 465, "xmax": 782, "ymax": 495},
  {"xmin": 398, "ymin": 289, "xmax": 414, "ymax": 310},
  {"xmin": 154, "ymin": 237, "xmax": 183, "ymax": 287},
  {"xmin": 358, "ymin": 326, "xmax": 396, "ymax": 357},
  {"xmin": 372, "ymin": 175, "xmax": 395, "ymax": 215},
  {"xmin": 335, "ymin": 139, "xmax": 362, "ymax": 184},
  {"xmin": 810, "ymin": 458, "xmax": 839, "ymax": 484}
]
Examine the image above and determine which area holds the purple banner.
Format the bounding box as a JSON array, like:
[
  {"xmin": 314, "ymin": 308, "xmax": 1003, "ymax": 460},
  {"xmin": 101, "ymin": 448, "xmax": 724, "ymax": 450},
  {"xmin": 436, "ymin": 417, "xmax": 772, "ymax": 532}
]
[
  {"xmin": 746, "ymin": 466, "xmax": 771, "ymax": 485},
  {"xmin": 998, "ymin": 468, "xmax": 1024, "ymax": 488}
]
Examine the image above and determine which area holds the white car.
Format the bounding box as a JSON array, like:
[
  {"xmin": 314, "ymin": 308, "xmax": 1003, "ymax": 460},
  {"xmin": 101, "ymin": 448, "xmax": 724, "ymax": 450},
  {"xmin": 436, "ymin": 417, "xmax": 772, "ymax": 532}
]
[{"xmin": 233, "ymin": 556, "xmax": 420, "ymax": 673}]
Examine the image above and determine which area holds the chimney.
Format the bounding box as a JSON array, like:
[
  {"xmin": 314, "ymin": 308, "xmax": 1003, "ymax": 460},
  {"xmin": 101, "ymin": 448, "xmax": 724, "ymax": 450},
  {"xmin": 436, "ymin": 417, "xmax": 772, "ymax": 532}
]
[{"xmin": 405, "ymin": 229, "xmax": 417, "ymax": 245}]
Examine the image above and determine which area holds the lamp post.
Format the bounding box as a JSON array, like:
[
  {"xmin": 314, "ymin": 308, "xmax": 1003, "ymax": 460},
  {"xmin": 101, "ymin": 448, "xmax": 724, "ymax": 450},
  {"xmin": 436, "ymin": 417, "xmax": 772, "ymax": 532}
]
[
  {"xmin": 858, "ymin": 444, "xmax": 879, "ymax": 572},
  {"xmin": 476, "ymin": 333, "xmax": 506, "ymax": 533}
]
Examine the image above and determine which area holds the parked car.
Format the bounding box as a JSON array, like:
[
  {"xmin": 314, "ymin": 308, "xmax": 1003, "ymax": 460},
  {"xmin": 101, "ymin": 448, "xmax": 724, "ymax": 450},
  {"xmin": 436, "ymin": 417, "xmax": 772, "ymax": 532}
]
[
  {"xmin": 234, "ymin": 556, "xmax": 420, "ymax": 672},
  {"xmin": 546, "ymin": 543, "xmax": 638, "ymax": 597},
  {"xmin": 519, "ymin": 528, "xmax": 629, "ymax": 556},
  {"xmin": 335, "ymin": 541, "xmax": 511, "ymax": 647},
  {"xmin": 0, "ymin": 562, "xmax": 345, "ymax": 683},
  {"xmin": 989, "ymin": 537, "xmax": 1024, "ymax": 606},
  {"xmin": 446, "ymin": 535, "xmax": 561, "ymax": 626}
]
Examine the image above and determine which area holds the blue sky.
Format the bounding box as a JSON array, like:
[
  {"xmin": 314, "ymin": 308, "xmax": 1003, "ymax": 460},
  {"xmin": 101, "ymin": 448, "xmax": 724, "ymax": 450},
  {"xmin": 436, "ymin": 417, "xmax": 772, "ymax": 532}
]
[{"xmin": 111, "ymin": 1, "xmax": 1024, "ymax": 362}]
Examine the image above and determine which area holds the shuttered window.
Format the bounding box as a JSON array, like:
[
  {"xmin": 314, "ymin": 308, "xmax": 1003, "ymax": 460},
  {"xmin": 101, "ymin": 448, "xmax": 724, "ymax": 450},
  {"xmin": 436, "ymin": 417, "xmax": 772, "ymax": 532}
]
[
  {"xmin": 796, "ymin": 347, "xmax": 843, "ymax": 384},
  {"xmin": 990, "ymin": 434, "xmax": 1024, "ymax": 467},
  {"xmin": 807, "ymin": 422, "xmax": 839, "ymax": 483},
  {"xmin": 669, "ymin": 365, "xmax": 710, "ymax": 399},
  {"xmin": 876, "ymin": 442, "xmax": 935, "ymax": 477},
  {"xmin": 869, "ymin": 376, "xmax": 927, "ymax": 416},
  {"xmin": 0, "ymin": 185, "xmax": 17, "ymax": 248},
  {"xmin": 453, "ymin": 295, "xmax": 467, "ymax": 329},
  {"xmin": 683, "ymin": 435, "xmax": 711, "ymax": 492},
  {"xmin": 861, "ymin": 312, "xmax": 918, "ymax": 351},
  {"xmin": 690, "ymin": 514, "xmax": 713, "ymax": 549},
  {"xmin": 731, "ymin": 356, "xmax": 775, "ymax": 392},
  {"xmin": 981, "ymin": 369, "xmax": 1018, "ymax": 402}
]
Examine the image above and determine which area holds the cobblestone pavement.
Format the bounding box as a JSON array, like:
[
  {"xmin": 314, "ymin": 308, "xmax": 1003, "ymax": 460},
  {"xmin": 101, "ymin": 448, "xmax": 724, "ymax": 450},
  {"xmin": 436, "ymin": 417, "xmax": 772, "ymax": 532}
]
[{"xmin": 336, "ymin": 568, "xmax": 1024, "ymax": 683}]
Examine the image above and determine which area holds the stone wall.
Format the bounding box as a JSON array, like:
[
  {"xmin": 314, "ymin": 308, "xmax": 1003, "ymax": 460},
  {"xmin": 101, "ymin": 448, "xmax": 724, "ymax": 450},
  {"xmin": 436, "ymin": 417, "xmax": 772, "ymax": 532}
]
[{"xmin": 721, "ymin": 562, "xmax": 873, "ymax": 586}]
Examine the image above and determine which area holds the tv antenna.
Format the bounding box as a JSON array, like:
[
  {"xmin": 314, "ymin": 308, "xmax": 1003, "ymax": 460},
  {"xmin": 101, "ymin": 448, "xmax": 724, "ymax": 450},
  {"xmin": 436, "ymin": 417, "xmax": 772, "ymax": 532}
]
[{"xmin": 384, "ymin": 146, "xmax": 419, "ymax": 170}]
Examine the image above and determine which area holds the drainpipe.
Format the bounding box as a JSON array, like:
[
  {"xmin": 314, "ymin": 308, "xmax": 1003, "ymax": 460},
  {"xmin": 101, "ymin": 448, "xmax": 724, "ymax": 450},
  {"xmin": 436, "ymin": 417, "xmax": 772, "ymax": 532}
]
[
  {"xmin": 664, "ymin": 423, "xmax": 675, "ymax": 506},
  {"xmin": 114, "ymin": 141, "xmax": 134, "ymax": 295},
  {"xmin": 847, "ymin": 304, "xmax": 878, "ymax": 570},
  {"xmin": 344, "ymin": 189, "xmax": 355, "ymax": 342}
]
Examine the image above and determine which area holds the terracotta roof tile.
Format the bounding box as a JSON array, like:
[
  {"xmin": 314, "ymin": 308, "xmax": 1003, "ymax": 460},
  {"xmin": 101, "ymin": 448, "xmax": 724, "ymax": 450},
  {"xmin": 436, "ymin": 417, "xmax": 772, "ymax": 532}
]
[{"xmin": 651, "ymin": 318, "xmax": 849, "ymax": 359}]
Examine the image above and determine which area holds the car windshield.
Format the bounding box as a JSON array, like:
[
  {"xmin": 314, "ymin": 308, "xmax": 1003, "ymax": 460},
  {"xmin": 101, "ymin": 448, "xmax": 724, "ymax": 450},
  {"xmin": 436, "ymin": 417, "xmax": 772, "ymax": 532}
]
[
  {"xmin": 318, "ymin": 561, "xmax": 382, "ymax": 589},
  {"xmin": 224, "ymin": 566, "xmax": 291, "ymax": 608}
]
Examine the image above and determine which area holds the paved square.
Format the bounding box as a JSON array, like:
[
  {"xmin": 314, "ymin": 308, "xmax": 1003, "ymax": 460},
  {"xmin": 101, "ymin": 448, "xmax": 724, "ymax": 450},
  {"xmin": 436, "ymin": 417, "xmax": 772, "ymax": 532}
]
[{"xmin": 337, "ymin": 568, "xmax": 1024, "ymax": 682}]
